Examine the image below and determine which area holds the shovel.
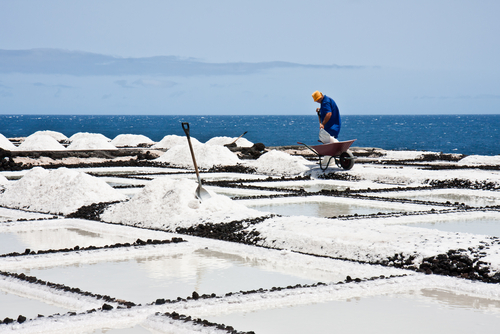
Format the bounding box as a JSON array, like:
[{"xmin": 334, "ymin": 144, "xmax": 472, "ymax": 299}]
[
  {"xmin": 181, "ymin": 122, "xmax": 211, "ymax": 201},
  {"xmin": 224, "ymin": 131, "xmax": 248, "ymax": 147}
]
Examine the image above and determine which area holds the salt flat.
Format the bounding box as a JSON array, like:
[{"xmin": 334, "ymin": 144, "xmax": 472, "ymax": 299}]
[{"xmin": 0, "ymin": 133, "xmax": 499, "ymax": 333}]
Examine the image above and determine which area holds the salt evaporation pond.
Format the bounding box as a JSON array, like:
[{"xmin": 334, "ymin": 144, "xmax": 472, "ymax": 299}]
[
  {"xmin": 0, "ymin": 290, "xmax": 69, "ymax": 321},
  {"xmin": 367, "ymin": 189, "xmax": 500, "ymax": 207},
  {"xmin": 242, "ymin": 196, "xmax": 433, "ymax": 217},
  {"xmin": 17, "ymin": 248, "xmax": 323, "ymax": 305},
  {"xmin": 206, "ymin": 289, "xmax": 500, "ymax": 334}
]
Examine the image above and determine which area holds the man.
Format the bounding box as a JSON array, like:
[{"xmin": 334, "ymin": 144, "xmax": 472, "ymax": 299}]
[{"xmin": 312, "ymin": 91, "xmax": 341, "ymax": 143}]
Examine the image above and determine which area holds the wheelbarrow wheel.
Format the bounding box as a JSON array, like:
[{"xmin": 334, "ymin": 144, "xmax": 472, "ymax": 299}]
[{"xmin": 339, "ymin": 151, "xmax": 355, "ymax": 170}]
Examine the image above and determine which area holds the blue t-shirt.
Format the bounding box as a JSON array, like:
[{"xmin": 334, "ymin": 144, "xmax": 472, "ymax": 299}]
[{"xmin": 319, "ymin": 95, "xmax": 341, "ymax": 138}]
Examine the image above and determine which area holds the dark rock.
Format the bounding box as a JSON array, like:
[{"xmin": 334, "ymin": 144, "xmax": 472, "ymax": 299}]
[
  {"xmin": 102, "ymin": 304, "xmax": 113, "ymax": 311},
  {"xmin": 66, "ymin": 201, "xmax": 120, "ymax": 221}
]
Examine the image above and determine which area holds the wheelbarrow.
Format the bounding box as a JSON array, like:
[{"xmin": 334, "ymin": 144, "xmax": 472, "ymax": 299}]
[{"xmin": 297, "ymin": 139, "xmax": 357, "ymax": 171}]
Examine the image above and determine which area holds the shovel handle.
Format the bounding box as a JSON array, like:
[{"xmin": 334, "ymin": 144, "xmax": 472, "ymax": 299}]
[
  {"xmin": 181, "ymin": 122, "xmax": 202, "ymax": 184},
  {"xmin": 182, "ymin": 122, "xmax": 190, "ymax": 139}
]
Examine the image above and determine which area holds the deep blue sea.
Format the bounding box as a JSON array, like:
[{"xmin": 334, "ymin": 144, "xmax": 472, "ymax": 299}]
[{"xmin": 1, "ymin": 114, "xmax": 499, "ymax": 156}]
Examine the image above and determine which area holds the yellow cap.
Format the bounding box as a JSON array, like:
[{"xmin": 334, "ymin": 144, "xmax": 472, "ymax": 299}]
[{"xmin": 312, "ymin": 91, "xmax": 323, "ymax": 102}]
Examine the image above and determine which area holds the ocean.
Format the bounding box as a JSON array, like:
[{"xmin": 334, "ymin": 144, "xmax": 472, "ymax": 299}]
[{"xmin": 1, "ymin": 114, "xmax": 499, "ymax": 156}]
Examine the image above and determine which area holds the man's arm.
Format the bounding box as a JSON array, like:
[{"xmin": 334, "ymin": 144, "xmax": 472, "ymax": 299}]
[{"xmin": 320, "ymin": 112, "xmax": 332, "ymax": 129}]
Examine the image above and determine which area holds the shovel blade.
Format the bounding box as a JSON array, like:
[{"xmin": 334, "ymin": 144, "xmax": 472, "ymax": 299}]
[{"xmin": 196, "ymin": 185, "xmax": 211, "ymax": 201}]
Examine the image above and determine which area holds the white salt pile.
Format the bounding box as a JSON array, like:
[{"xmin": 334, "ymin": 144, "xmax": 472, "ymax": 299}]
[
  {"xmin": 111, "ymin": 134, "xmax": 154, "ymax": 147},
  {"xmin": 458, "ymin": 155, "xmax": 500, "ymax": 166},
  {"xmin": 31, "ymin": 130, "xmax": 68, "ymax": 142},
  {"xmin": 101, "ymin": 178, "xmax": 260, "ymax": 229},
  {"xmin": 15, "ymin": 134, "xmax": 66, "ymax": 151},
  {"xmin": 152, "ymin": 135, "xmax": 201, "ymax": 149},
  {"xmin": 249, "ymin": 150, "xmax": 310, "ymax": 176},
  {"xmin": 205, "ymin": 136, "xmax": 254, "ymax": 147},
  {"xmin": 67, "ymin": 137, "xmax": 117, "ymax": 150},
  {"xmin": 0, "ymin": 167, "xmax": 127, "ymax": 215},
  {"xmin": 156, "ymin": 142, "xmax": 240, "ymax": 169},
  {"xmin": 68, "ymin": 132, "xmax": 111, "ymax": 142},
  {"xmin": 0, "ymin": 133, "xmax": 16, "ymax": 150}
]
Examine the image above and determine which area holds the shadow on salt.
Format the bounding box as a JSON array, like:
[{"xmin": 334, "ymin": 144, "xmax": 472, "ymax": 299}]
[
  {"xmin": 241, "ymin": 196, "xmax": 433, "ymax": 218},
  {"xmin": 206, "ymin": 289, "xmax": 500, "ymax": 334},
  {"xmin": 0, "ymin": 290, "xmax": 68, "ymax": 321}
]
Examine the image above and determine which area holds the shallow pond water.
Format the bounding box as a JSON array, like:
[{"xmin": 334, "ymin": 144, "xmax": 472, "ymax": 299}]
[
  {"xmin": 0, "ymin": 227, "xmax": 138, "ymax": 255},
  {"xmin": 243, "ymin": 197, "xmax": 423, "ymax": 217},
  {"xmin": 0, "ymin": 207, "xmax": 54, "ymax": 222},
  {"xmin": 91, "ymin": 325, "xmax": 153, "ymax": 334},
  {"xmin": 205, "ymin": 289, "xmax": 500, "ymax": 334},
  {"xmin": 247, "ymin": 180, "xmax": 398, "ymax": 193},
  {"xmin": 206, "ymin": 186, "xmax": 285, "ymax": 198},
  {"xmin": 0, "ymin": 290, "xmax": 69, "ymax": 320},
  {"xmin": 369, "ymin": 189, "xmax": 500, "ymax": 207},
  {"xmin": 411, "ymin": 218, "xmax": 500, "ymax": 237},
  {"xmin": 19, "ymin": 248, "xmax": 322, "ymax": 305}
]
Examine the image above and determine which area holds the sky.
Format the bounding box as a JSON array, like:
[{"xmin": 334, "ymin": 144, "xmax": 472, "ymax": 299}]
[{"xmin": 0, "ymin": 0, "xmax": 499, "ymax": 115}]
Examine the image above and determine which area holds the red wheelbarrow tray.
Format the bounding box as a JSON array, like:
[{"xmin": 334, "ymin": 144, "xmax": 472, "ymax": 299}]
[{"xmin": 297, "ymin": 139, "xmax": 356, "ymax": 157}]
